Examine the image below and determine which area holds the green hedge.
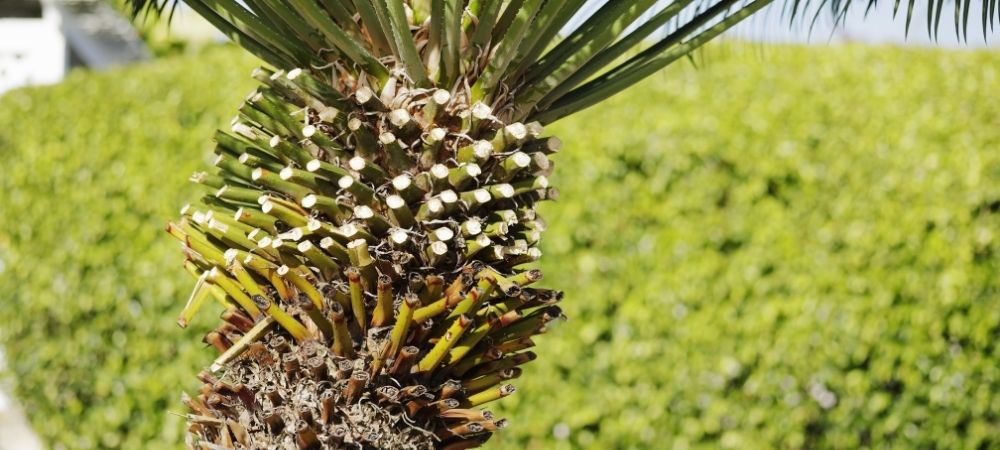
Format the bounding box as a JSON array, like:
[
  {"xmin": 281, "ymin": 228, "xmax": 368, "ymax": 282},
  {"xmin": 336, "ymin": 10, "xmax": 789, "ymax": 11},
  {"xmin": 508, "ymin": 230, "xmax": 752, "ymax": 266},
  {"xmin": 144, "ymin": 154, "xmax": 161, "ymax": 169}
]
[
  {"xmin": 0, "ymin": 47, "xmax": 258, "ymax": 449},
  {"xmin": 2, "ymin": 44, "xmax": 999, "ymax": 449}
]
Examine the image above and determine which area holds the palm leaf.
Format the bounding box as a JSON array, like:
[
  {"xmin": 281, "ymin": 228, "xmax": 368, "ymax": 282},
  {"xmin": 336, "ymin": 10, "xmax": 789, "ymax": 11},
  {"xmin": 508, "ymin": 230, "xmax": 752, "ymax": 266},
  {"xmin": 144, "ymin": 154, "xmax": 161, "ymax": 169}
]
[{"xmin": 125, "ymin": 0, "xmax": 998, "ymax": 122}]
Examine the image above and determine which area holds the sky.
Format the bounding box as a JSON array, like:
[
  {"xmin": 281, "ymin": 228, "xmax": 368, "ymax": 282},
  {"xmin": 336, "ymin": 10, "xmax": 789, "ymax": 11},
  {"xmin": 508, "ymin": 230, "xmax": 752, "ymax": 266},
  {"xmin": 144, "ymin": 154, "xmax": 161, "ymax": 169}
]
[
  {"xmin": 162, "ymin": 2, "xmax": 1000, "ymax": 49},
  {"xmin": 570, "ymin": 0, "xmax": 1000, "ymax": 48},
  {"xmin": 729, "ymin": 0, "xmax": 999, "ymax": 47}
]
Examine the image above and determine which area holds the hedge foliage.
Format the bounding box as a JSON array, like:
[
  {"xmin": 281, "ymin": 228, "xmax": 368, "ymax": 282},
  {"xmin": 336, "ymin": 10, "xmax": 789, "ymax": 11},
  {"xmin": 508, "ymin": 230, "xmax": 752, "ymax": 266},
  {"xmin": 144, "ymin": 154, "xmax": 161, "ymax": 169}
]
[
  {"xmin": 0, "ymin": 47, "xmax": 258, "ymax": 449},
  {"xmin": 2, "ymin": 44, "xmax": 999, "ymax": 449}
]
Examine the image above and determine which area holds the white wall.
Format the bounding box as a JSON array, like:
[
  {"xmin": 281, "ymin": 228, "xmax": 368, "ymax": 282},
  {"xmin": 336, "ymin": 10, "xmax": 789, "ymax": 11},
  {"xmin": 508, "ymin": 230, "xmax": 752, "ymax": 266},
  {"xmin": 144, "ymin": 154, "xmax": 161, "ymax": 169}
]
[
  {"xmin": 0, "ymin": 349, "xmax": 44, "ymax": 450},
  {"xmin": 0, "ymin": 2, "xmax": 67, "ymax": 94}
]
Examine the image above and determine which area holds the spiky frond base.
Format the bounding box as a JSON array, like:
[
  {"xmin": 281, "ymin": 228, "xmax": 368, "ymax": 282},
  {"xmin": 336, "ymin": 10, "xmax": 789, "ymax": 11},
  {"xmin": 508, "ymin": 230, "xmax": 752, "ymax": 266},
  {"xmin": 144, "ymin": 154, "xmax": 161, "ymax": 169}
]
[
  {"xmin": 188, "ymin": 334, "xmax": 443, "ymax": 449},
  {"xmin": 170, "ymin": 67, "xmax": 564, "ymax": 448},
  {"xmin": 185, "ymin": 269, "xmax": 559, "ymax": 449}
]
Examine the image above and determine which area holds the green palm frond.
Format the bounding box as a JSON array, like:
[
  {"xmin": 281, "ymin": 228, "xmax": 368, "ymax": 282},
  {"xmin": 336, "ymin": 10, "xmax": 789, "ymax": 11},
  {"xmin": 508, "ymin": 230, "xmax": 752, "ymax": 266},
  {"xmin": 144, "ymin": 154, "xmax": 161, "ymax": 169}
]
[
  {"xmin": 124, "ymin": 0, "xmax": 180, "ymax": 22},
  {"xmin": 125, "ymin": 1, "xmax": 999, "ymax": 123}
]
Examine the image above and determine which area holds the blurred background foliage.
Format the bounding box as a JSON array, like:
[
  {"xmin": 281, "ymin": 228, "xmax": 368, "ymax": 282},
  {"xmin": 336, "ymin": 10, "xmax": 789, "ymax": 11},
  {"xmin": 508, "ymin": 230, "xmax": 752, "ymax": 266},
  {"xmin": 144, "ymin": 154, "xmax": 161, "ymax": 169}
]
[
  {"xmin": 107, "ymin": 0, "xmax": 226, "ymax": 57},
  {"xmin": 0, "ymin": 46, "xmax": 257, "ymax": 449},
  {"xmin": 1, "ymin": 43, "xmax": 998, "ymax": 449}
]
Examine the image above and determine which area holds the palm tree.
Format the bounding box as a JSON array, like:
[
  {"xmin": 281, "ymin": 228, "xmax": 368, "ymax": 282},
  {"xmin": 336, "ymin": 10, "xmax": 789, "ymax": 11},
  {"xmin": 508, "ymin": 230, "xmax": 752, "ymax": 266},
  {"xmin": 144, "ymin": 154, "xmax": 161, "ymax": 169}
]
[{"xmin": 125, "ymin": 1, "xmax": 996, "ymax": 448}]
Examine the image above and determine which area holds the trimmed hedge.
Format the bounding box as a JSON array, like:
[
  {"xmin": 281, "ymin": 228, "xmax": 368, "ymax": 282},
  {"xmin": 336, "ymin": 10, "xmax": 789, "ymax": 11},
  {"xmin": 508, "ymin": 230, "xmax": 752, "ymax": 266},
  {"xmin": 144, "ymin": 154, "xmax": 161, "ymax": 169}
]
[
  {"xmin": 2, "ymin": 44, "xmax": 999, "ymax": 449},
  {"xmin": 0, "ymin": 47, "xmax": 257, "ymax": 449}
]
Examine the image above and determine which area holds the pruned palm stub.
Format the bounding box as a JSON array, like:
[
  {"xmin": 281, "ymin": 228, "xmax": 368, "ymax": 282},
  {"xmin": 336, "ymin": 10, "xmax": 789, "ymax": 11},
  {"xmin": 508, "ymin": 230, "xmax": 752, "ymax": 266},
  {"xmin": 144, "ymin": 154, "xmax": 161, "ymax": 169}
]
[
  {"xmin": 173, "ymin": 64, "xmax": 562, "ymax": 448},
  {"xmin": 135, "ymin": 0, "xmax": 999, "ymax": 449}
]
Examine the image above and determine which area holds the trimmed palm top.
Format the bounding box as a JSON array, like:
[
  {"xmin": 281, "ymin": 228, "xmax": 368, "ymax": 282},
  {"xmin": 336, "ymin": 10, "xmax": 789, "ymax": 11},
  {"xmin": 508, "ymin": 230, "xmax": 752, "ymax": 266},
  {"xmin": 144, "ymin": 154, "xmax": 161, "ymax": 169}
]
[{"xmin": 124, "ymin": 1, "xmax": 997, "ymax": 448}]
